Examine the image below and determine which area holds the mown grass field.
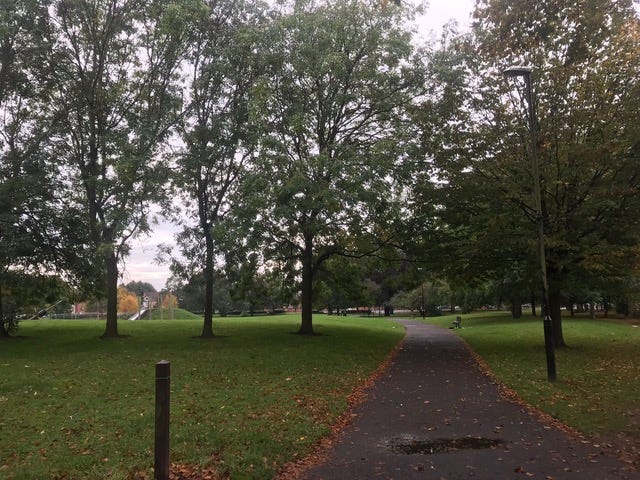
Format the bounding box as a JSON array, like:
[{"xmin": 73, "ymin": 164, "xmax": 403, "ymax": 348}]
[
  {"xmin": 423, "ymin": 311, "xmax": 640, "ymax": 442},
  {"xmin": 3, "ymin": 310, "xmax": 638, "ymax": 479},
  {"xmin": 0, "ymin": 314, "xmax": 403, "ymax": 480}
]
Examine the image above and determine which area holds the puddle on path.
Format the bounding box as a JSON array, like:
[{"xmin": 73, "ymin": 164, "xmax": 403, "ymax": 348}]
[{"xmin": 390, "ymin": 436, "xmax": 506, "ymax": 455}]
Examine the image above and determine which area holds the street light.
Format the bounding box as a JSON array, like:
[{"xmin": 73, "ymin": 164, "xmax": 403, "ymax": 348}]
[{"xmin": 503, "ymin": 65, "xmax": 557, "ymax": 382}]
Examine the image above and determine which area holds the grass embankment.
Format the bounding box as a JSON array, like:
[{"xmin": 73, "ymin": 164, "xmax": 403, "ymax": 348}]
[
  {"xmin": 145, "ymin": 307, "xmax": 203, "ymax": 321},
  {"xmin": 0, "ymin": 314, "xmax": 403, "ymax": 480},
  {"xmin": 423, "ymin": 312, "xmax": 640, "ymax": 442}
]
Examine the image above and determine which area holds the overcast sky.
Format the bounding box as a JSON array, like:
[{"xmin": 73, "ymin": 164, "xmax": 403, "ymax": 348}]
[{"xmin": 121, "ymin": 0, "xmax": 477, "ymax": 291}]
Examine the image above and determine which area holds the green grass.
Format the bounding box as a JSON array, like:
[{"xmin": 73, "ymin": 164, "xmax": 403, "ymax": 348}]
[
  {"xmin": 0, "ymin": 314, "xmax": 403, "ymax": 480},
  {"xmin": 5, "ymin": 311, "xmax": 637, "ymax": 479},
  {"xmin": 422, "ymin": 311, "xmax": 640, "ymax": 440},
  {"xmin": 145, "ymin": 307, "xmax": 203, "ymax": 321}
]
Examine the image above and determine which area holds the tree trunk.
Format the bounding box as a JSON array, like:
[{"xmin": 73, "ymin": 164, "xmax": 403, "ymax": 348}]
[
  {"xmin": 530, "ymin": 294, "xmax": 536, "ymax": 317},
  {"xmin": 102, "ymin": 252, "xmax": 120, "ymax": 337},
  {"xmin": 0, "ymin": 281, "xmax": 9, "ymax": 338},
  {"xmin": 201, "ymin": 231, "xmax": 215, "ymax": 338},
  {"xmin": 511, "ymin": 301, "xmax": 522, "ymax": 319},
  {"xmin": 298, "ymin": 238, "xmax": 314, "ymax": 335},
  {"xmin": 548, "ymin": 289, "xmax": 565, "ymax": 348}
]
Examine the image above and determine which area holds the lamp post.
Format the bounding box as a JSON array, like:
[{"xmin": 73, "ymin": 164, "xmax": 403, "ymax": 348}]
[{"xmin": 503, "ymin": 65, "xmax": 557, "ymax": 382}]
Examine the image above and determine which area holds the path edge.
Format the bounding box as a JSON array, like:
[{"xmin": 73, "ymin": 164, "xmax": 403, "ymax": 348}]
[
  {"xmin": 452, "ymin": 324, "xmax": 639, "ymax": 472},
  {"xmin": 274, "ymin": 320, "xmax": 408, "ymax": 480}
]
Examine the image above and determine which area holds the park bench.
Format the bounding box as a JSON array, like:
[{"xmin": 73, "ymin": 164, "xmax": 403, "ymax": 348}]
[{"xmin": 450, "ymin": 316, "xmax": 462, "ymax": 329}]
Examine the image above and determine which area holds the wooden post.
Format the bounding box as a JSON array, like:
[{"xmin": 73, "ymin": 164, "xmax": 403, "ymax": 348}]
[{"xmin": 154, "ymin": 360, "xmax": 170, "ymax": 480}]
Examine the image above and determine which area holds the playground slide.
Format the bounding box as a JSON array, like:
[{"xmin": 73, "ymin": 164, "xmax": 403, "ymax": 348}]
[{"xmin": 128, "ymin": 309, "xmax": 148, "ymax": 321}]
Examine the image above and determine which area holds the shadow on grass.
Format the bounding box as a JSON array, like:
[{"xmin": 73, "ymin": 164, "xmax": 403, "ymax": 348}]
[{"xmin": 192, "ymin": 334, "xmax": 230, "ymax": 339}]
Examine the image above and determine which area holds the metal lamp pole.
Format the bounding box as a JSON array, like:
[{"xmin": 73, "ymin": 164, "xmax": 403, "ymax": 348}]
[{"xmin": 503, "ymin": 65, "xmax": 557, "ymax": 382}]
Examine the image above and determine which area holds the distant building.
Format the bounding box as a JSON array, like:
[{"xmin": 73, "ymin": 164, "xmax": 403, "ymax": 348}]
[{"xmin": 143, "ymin": 291, "xmax": 161, "ymax": 309}]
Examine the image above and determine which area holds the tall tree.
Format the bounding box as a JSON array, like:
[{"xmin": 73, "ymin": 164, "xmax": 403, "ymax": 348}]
[
  {"xmin": 479, "ymin": 0, "xmax": 640, "ymax": 346},
  {"xmin": 411, "ymin": 0, "xmax": 640, "ymax": 346},
  {"xmin": 46, "ymin": 0, "xmax": 192, "ymax": 337},
  {"xmin": 249, "ymin": 0, "xmax": 425, "ymax": 334},
  {"xmin": 407, "ymin": 26, "xmax": 549, "ymax": 322},
  {"xmin": 0, "ymin": 0, "xmax": 60, "ymax": 336},
  {"xmin": 171, "ymin": 0, "xmax": 265, "ymax": 338}
]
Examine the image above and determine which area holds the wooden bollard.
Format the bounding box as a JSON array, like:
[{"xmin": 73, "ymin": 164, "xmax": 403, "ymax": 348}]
[{"xmin": 154, "ymin": 360, "xmax": 170, "ymax": 480}]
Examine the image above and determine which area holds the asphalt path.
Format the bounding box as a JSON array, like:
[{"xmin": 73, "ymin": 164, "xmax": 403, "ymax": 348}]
[{"xmin": 300, "ymin": 319, "xmax": 639, "ymax": 480}]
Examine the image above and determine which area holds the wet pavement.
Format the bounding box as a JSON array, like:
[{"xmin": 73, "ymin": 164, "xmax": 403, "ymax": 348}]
[{"xmin": 300, "ymin": 320, "xmax": 639, "ymax": 480}]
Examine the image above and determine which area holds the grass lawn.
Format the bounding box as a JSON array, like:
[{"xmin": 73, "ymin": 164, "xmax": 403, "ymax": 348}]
[
  {"xmin": 0, "ymin": 314, "xmax": 403, "ymax": 480},
  {"xmin": 422, "ymin": 311, "xmax": 640, "ymax": 444}
]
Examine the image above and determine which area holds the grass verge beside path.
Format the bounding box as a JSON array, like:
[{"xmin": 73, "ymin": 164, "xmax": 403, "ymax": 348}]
[
  {"xmin": 0, "ymin": 314, "xmax": 403, "ymax": 480},
  {"xmin": 421, "ymin": 312, "xmax": 640, "ymax": 453}
]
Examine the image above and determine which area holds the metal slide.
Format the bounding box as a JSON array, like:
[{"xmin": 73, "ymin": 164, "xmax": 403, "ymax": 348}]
[{"xmin": 128, "ymin": 309, "xmax": 148, "ymax": 321}]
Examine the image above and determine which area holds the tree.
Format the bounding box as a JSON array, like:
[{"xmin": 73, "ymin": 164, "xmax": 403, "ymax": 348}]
[
  {"xmin": 479, "ymin": 0, "xmax": 640, "ymax": 345},
  {"xmin": 165, "ymin": 272, "xmax": 205, "ymax": 313},
  {"xmin": 124, "ymin": 281, "xmax": 157, "ymax": 297},
  {"xmin": 161, "ymin": 292, "xmax": 178, "ymax": 309},
  {"xmin": 390, "ymin": 281, "xmax": 447, "ymax": 316},
  {"xmin": 0, "ymin": 0, "xmax": 62, "ymax": 337},
  {"xmin": 226, "ymin": 252, "xmax": 260, "ymax": 315},
  {"xmin": 410, "ymin": 0, "xmax": 640, "ymax": 346},
  {"xmin": 1, "ymin": 272, "xmax": 70, "ymax": 335},
  {"xmin": 314, "ymin": 256, "xmax": 377, "ymax": 313},
  {"xmin": 117, "ymin": 287, "xmax": 139, "ymax": 314},
  {"xmin": 248, "ymin": 0, "xmax": 425, "ymax": 334},
  {"xmin": 171, "ymin": 0, "xmax": 265, "ymax": 337},
  {"xmin": 46, "ymin": 0, "xmax": 192, "ymax": 337}
]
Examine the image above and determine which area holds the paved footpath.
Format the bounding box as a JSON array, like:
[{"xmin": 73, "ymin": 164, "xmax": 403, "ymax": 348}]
[{"xmin": 301, "ymin": 320, "xmax": 639, "ymax": 480}]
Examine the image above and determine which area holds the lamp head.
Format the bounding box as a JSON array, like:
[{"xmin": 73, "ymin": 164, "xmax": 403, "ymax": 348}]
[{"xmin": 503, "ymin": 65, "xmax": 533, "ymax": 78}]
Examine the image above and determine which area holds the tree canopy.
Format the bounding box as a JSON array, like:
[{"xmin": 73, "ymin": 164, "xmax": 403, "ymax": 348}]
[
  {"xmin": 2, "ymin": 0, "xmax": 640, "ymax": 341},
  {"xmin": 0, "ymin": 0, "xmax": 62, "ymax": 336},
  {"xmin": 170, "ymin": 0, "xmax": 266, "ymax": 337},
  {"xmin": 408, "ymin": 0, "xmax": 640, "ymax": 344},
  {"xmin": 45, "ymin": 0, "xmax": 193, "ymax": 336},
  {"xmin": 245, "ymin": 0, "xmax": 425, "ymax": 334}
]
